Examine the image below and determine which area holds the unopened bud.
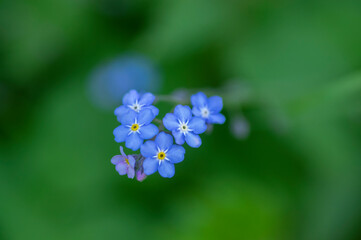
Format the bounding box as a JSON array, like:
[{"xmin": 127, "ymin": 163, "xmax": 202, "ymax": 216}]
[{"xmin": 230, "ymin": 114, "xmax": 250, "ymax": 139}]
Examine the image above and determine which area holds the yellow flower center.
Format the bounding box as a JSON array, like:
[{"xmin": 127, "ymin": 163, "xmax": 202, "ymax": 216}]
[
  {"xmin": 157, "ymin": 152, "xmax": 166, "ymax": 160},
  {"xmin": 131, "ymin": 123, "xmax": 139, "ymax": 131},
  {"xmin": 125, "ymin": 158, "xmax": 129, "ymax": 165}
]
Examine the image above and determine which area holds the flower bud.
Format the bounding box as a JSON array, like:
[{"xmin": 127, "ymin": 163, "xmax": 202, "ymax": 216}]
[
  {"xmin": 136, "ymin": 170, "xmax": 147, "ymax": 182},
  {"xmin": 230, "ymin": 114, "xmax": 250, "ymax": 140}
]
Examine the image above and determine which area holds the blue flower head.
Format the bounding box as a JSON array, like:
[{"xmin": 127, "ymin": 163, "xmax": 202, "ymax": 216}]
[
  {"xmin": 113, "ymin": 109, "xmax": 159, "ymax": 151},
  {"xmin": 141, "ymin": 132, "xmax": 185, "ymax": 178},
  {"xmin": 114, "ymin": 89, "xmax": 159, "ymax": 122},
  {"xmin": 111, "ymin": 89, "xmax": 228, "ymax": 181},
  {"xmin": 111, "ymin": 146, "xmax": 136, "ymax": 178},
  {"xmin": 191, "ymin": 92, "xmax": 226, "ymax": 124},
  {"xmin": 88, "ymin": 55, "xmax": 161, "ymax": 110},
  {"xmin": 163, "ymin": 105, "xmax": 207, "ymax": 148}
]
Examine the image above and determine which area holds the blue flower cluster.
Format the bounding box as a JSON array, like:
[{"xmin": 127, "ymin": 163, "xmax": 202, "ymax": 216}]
[{"xmin": 111, "ymin": 89, "xmax": 225, "ymax": 180}]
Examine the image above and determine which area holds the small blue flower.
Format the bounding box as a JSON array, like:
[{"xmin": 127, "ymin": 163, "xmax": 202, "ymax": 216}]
[
  {"xmin": 113, "ymin": 109, "xmax": 159, "ymax": 151},
  {"xmin": 114, "ymin": 89, "xmax": 159, "ymax": 122},
  {"xmin": 111, "ymin": 146, "xmax": 136, "ymax": 178},
  {"xmin": 88, "ymin": 54, "xmax": 161, "ymax": 110},
  {"xmin": 141, "ymin": 132, "xmax": 185, "ymax": 178},
  {"xmin": 163, "ymin": 105, "xmax": 207, "ymax": 148},
  {"xmin": 191, "ymin": 92, "xmax": 226, "ymax": 124}
]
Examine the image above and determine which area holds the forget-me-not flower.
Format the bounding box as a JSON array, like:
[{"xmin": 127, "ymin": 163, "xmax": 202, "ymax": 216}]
[
  {"xmin": 191, "ymin": 92, "xmax": 226, "ymax": 124},
  {"xmin": 163, "ymin": 105, "xmax": 207, "ymax": 148},
  {"xmin": 114, "ymin": 89, "xmax": 159, "ymax": 122},
  {"xmin": 88, "ymin": 55, "xmax": 161, "ymax": 110},
  {"xmin": 113, "ymin": 109, "xmax": 159, "ymax": 151},
  {"xmin": 111, "ymin": 146, "xmax": 136, "ymax": 178},
  {"xmin": 141, "ymin": 132, "xmax": 185, "ymax": 178}
]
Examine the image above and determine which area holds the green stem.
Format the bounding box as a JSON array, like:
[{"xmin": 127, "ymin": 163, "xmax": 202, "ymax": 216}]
[{"xmin": 153, "ymin": 118, "xmax": 163, "ymax": 125}]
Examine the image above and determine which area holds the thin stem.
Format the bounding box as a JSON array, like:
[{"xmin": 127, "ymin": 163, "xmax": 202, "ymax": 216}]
[
  {"xmin": 160, "ymin": 129, "xmax": 171, "ymax": 134},
  {"xmin": 153, "ymin": 118, "xmax": 163, "ymax": 125},
  {"xmin": 153, "ymin": 118, "xmax": 165, "ymax": 131},
  {"xmin": 155, "ymin": 95, "xmax": 178, "ymax": 103},
  {"xmin": 155, "ymin": 95, "xmax": 190, "ymax": 105}
]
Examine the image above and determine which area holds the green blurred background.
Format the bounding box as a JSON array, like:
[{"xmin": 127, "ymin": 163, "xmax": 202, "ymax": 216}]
[{"xmin": 1, "ymin": 0, "xmax": 361, "ymax": 239}]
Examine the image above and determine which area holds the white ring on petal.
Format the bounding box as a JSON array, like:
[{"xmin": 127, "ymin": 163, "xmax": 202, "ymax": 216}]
[
  {"xmin": 200, "ymin": 107, "xmax": 210, "ymax": 118},
  {"xmin": 128, "ymin": 100, "xmax": 145, "ymax": 113},
  {"xmin": 177, "ymin": 119, "xmax": 193, "ymax": 135},
  {"xmin": 154, "ymin": 147, "xmax": 170, "ymax": 165},
  {"xmin": 126, "ymin": 118, "xmax": 143, "ymax": 135}
]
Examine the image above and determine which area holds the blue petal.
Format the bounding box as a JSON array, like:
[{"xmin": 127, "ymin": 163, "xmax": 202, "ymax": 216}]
[
  {"xmin": 155, "ymin": 132, "xmax": 173, "ymax": 150},
  {"xmin": 208, "ymin": 113, "xmax": 226, "ymax": 124},
  {"xmin": 127, "ymin": 167, "xmax": 135, "ymax": 179},
  {"xmin": 172, "ymin": 130, "xmax": 185, "ymax": 145},
  {"xmin": 113, "ymin": 125, "xmax": 129, "ymax": 142},
  {"xmin": 189, "ymin": 117, "xmax": 207, "ymax": 134},
  {"xmin": 143, "ymin": 157, "xmax": 158, "ymax": 175},
  {"xmin": 111, "ymin": 155, "xmax": 123, "ymax": 165},
  {"xmin": 119, "ymin": 146, "xmax": 126, "ymax": 156},
  {"xmin": 120, "ymin": 111, "xmax": 137, "ymax": 125},
  {"xmin": 139, "ymin": 124, "xmax": 159, "ymax": 139},
  {"xmin": 191, "ymin": 92, "xmax": 207, "ymax": 108},
  {"xmin": 138, "ymin": 109, "xmax": 155, "ymax": 125},
  {"xmin": 139, "ymin": 93, "xmax": 155, "ymax": 106},
  {"xmin": 192, "ymin": 107, "xmax": 202, "ymax": 117},
  {"xmin": 163, "ymin": 113, "xmax": 179, "ymax": 131},
  {"xmin": 128, "ymin": 155, "xmax": 136, "ymax": 167},
  {"xmin": 140, "ymin": 141, "xmax": 157, "ymax": 157},
  {"xmin": 208, "ymin": 96, "xmax": 223, "ymax": 112},
  {"xmin": 167, "ymin": 145, "xmax": 185, "ymax": 164},
  {"xmin": 125, "ymin": 133, "xmax": 143, "ymax": 151},
  {"xmin": 114, "ymin": 105, "xmax": 129, "ymax": 118},
  {"xmin": 158, "ymin": 161, "xmax": 175, "ymax": 178},
  {"xmin": 147, "ymin": 105, "xmax": 159, "ymax": 117},
  {"xmin": 174, "ymin": 105, "xmax": 192, "ymax": 122},
  {"xmin": 123, "ymin": 89, "xmax": 139, "ymax": 106},
  {"xmin": 185, "ymin": 133, "xmax": 202, "ymax": 148},
  {"xmin": 115, "ymin": 162, "xmax": 128, "ymax": 175}
]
